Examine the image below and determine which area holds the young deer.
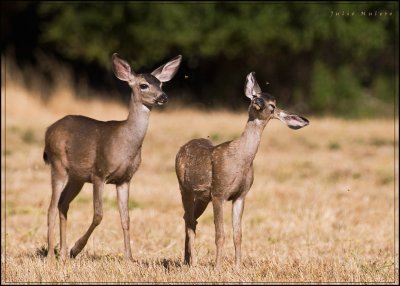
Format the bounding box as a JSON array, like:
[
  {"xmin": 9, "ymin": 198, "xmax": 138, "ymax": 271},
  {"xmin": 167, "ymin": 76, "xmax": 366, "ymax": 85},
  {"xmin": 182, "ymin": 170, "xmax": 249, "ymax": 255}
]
[
  {"xmin": 175, "ymin": 72, "xmax": 309, "ymax": 269},
  {"xmin": 44, "ymin": 53, "xmax": 182, "ymax": 261}
]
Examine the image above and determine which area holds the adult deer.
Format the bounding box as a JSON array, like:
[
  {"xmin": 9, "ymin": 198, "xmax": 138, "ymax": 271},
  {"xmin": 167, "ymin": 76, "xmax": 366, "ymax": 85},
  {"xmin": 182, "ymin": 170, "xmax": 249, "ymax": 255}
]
[
  {"xmin": 44, "ymin": 53, "xmax": 182, "ymax": 260},
  {"xmin": 175, "ymin": 72, "xmax": 309, "ymax": 269}
]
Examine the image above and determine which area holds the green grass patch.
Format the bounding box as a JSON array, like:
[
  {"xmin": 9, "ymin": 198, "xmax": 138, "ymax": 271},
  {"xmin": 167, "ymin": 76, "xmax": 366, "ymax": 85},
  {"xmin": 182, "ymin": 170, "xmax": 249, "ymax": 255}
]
[
  {"xmin": 369, "ymin": 138, "xmax": 394, "ymax": 147},
  {"xmin": 328, "ymin": 141, "xmax": 341, "ymax": 151},
  {"xmin": 326, "ymin": 169, "xmax": 348, "ymax": 183},
  {"xmin": 10, "ymin": 125, "xmax": 20, "ymax": 133},
  {"xmin": 209, "ymin": 132, "xmax": 221, "ymax": 142},
  {"xmin": 104, "ymin": 197, "xmax": 141, "ymax": 210},
  {"xmin": 378, "ymin": 172, "xmax": 394, "ymax": 186},
  {"xmin": 76, "ymin": 196, "xmax": 91, "ymax": 205},
  {"xmin": 21, "ymin": 129, "xmax": 36, "ymax": 144}
]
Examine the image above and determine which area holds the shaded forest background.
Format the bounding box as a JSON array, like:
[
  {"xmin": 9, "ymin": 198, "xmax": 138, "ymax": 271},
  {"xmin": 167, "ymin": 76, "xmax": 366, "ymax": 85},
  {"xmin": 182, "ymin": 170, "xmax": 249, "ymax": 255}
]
[{"xmin": 1, "ymin": 2, "xmax": 398, "ymax": 117}]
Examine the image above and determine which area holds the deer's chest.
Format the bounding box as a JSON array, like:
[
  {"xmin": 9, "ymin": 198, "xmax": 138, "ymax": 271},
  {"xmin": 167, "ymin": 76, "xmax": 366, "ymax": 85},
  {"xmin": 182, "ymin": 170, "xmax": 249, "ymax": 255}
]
[
  {"xmin": 94, "ymin": 135, "xmax": 142, "ymax": 184},
  {"xmin": 211, "ymin": 155, "xmax": 254, "ymax": 200},
  {"xmin": 104, "ymin": 148, "xmax": 142, "ymax": 184}
]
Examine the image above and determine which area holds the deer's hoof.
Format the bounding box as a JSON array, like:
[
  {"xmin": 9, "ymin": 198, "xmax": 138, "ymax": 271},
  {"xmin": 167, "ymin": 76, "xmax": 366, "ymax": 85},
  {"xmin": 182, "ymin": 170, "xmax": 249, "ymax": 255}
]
[
  {"xmin": 125, "ymin": 254, "xmax": 134, "ymax": 262},
  {"xmin": 213, "ymin": 262, "xmax": 222, "ymax": 271},
  {"xmin": 184, "ymin": 258, "xmax": 197, "ymax": 267},
  {"xmin": 69, "ymin": 247, "xmax": 79, "ymax": 258},
  {"xmin": 47, "ymin": 254, "xmax": 56, "ymax": 264}
]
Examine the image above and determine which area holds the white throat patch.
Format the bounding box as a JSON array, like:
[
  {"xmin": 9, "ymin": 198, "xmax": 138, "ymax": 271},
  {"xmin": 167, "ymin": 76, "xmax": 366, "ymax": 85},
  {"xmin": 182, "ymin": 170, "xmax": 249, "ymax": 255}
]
[
  {"xmin": 141, "ymin": 104, "xmax": 150, "ymax": 113},
  {"xmin": 254, "ymin": 118, "xmax": 263, "ymax": 126}
]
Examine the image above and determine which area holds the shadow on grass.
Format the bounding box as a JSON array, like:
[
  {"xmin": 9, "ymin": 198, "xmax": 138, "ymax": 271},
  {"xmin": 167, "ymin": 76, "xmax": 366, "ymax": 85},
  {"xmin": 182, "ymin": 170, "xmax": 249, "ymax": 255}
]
[
  {"xmin": 29, "ymin": 247, "xmax": 185, "ymax": 270},
  {"xmin": 35, "ymin": 245, "xmax": 48, "ymax": 258},
  {"xmin": 132, "ymin": 258, "xmax": 184, "ymax": 270},
  {"xmin": 78, "ymin": 253, "xmax": 184, "ymax": 270},
  {"xmin": 33, "ymin": 245, "xmax": 62, "ymax": 260},
  {"xmin": 159, "ymin": 258, "xmax": 183, "ymax": 270}
]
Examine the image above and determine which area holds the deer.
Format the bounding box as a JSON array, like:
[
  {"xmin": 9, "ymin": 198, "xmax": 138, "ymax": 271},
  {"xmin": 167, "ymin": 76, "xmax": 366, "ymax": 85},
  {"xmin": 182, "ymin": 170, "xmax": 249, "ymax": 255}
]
[
  {"xmin": 175, "ymin": 72, "xmax": 309, "ymax": 269},
  {"xmin": 43, "ymin": 53, "xmax": 182, "ymax": 261}
]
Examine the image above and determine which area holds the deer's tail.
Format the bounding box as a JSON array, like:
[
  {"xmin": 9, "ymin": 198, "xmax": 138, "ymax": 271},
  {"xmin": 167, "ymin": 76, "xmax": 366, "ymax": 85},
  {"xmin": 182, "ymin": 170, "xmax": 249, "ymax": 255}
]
[{"xmin": 43, "ymin": 150, "xmax": 50, "ymax": 165}]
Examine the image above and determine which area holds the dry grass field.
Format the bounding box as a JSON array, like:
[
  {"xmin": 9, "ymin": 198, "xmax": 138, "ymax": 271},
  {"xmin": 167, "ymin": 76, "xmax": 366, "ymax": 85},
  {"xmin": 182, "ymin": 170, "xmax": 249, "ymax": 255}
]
[{"xmin": 1, "ymin": 71, "xmax": 399, "ymax": 283}]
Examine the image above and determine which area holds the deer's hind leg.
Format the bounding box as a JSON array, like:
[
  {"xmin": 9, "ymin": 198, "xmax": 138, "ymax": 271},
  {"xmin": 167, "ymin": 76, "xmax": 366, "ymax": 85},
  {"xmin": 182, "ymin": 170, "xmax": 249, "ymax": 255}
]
[
  {"xmin": 194, "ymin": 192, "xmax": 210, "ymax": 220},
  {"xmin": 58, "ymin": 176, "xmax": 84, "ymax": 259},
  {"xmin": 180, "ymin": 186, "xmax": 197, "ymax": 266},
  {"xmin": 47, "ymin": 161, "xmax": 67, "ymax": 260}
]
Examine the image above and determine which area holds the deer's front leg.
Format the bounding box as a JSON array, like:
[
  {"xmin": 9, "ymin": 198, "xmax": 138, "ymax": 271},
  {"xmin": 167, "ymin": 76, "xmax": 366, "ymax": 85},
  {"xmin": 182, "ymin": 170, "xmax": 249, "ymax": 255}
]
[
  {"xmin": 212, "ymin": 196, "xmax": 225, "ymax": 268},
  {"xmin": 116, "ymin": 182, "xmax": 133, "ymax": 261},
  {"xmin": 232, "ymin": 197, "xmax": 245, "ymax": 269}
]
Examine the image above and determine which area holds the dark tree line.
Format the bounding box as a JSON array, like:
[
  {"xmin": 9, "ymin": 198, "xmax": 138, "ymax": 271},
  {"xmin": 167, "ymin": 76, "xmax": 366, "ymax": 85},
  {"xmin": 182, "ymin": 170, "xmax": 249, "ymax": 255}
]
[{"xmin": 1, "ymin": 2, "xmax": 398, "ymax": 117}]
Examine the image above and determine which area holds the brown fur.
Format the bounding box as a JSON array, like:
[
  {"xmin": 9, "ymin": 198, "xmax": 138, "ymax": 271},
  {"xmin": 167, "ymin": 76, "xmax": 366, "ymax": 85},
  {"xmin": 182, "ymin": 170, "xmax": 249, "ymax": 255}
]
[
  {"xmin": 175, "ymin": 72, "xmax": 309, "ymax": 269},
  {"xmin": 44, "ymin": 53, "xmax": 182, "ymax": 261}
]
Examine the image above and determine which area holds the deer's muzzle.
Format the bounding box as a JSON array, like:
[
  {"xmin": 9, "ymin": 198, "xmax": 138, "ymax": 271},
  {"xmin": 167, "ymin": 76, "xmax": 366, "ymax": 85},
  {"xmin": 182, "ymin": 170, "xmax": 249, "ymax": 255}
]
[{"xmin": 155, "ymin": 94, "xmax": 168, "ymax": 105}]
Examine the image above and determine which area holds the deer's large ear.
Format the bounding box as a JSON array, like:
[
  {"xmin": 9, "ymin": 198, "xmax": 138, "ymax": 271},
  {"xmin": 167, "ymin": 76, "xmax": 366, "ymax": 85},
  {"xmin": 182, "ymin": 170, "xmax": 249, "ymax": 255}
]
[
  {"xmin": 112, "ymin": 53, "xmax": 134, "ymax": 81},
  {"xmin": 244, "ymin": 72, "xmax": 262, "ymax": 99},
  {"xmin": 151, "ymin": 55, "xmax": 182, "ymax": 82}
]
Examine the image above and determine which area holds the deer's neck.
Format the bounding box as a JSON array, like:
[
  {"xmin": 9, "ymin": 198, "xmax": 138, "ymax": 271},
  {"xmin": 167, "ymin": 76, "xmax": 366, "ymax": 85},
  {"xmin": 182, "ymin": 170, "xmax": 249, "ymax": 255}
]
[
  {"xmin": 238, "ymin": 117, "xmax": 269, "ymax": 162},
  {"xmin": 124, "ymin": 92, "xmax": 151, "ymax": 142}
]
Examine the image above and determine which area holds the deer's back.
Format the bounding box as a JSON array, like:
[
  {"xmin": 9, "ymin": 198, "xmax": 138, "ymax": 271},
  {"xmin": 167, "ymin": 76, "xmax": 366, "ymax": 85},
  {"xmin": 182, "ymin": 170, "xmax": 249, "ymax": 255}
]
[{"xmin": 175, "ymin": 138, "xmax": 213, "ymax": 192}]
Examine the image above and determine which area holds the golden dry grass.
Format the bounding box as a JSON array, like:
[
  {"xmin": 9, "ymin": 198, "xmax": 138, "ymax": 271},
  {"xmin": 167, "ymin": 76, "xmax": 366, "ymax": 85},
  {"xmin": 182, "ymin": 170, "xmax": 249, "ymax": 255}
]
[{"xmin": 1, "ymin": 69, "xmax": 399, "ymax": 283}]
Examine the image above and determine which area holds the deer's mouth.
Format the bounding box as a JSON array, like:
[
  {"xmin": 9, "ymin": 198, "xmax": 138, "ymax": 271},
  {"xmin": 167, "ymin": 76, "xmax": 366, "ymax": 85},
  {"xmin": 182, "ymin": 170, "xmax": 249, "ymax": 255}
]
[{"xmin": 154, "ymin": 94, "xmax": 168, "ymax": 105}]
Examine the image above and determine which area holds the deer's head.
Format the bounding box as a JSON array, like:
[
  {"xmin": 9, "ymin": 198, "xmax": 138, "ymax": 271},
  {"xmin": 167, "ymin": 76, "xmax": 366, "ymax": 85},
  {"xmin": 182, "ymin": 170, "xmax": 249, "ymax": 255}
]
[
  {"xmin": 112, "ymin": 53, "xmax": 182, "ymax": 108},
  {"xmin": 245, "ymin": 72, "xmax": 309, "ymax": 129}
]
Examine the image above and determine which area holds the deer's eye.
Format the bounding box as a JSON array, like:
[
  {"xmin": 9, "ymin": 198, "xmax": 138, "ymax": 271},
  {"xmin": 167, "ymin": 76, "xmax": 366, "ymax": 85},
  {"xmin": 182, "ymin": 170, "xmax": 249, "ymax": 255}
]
[{"xmin": 139, "ymin": 84, "xmax": 149, "ymax": 90}]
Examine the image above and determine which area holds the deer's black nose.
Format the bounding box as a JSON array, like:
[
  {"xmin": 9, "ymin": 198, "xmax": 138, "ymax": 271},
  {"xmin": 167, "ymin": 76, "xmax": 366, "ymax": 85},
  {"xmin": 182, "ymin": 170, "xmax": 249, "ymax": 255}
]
[
  {"xmin": 253, "ymin": 97, "xmax": 265, "ymax": 110},
  {"xmin": 156, "ymin": 93, "xmax": 168, "ymax": 105}
]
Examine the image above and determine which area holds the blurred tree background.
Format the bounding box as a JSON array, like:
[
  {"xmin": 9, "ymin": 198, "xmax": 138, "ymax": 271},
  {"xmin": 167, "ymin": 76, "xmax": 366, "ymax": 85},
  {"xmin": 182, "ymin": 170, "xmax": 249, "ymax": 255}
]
[{"xmin": 1, "ymin": 1, "xmax": 398, "ymax": 117}]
